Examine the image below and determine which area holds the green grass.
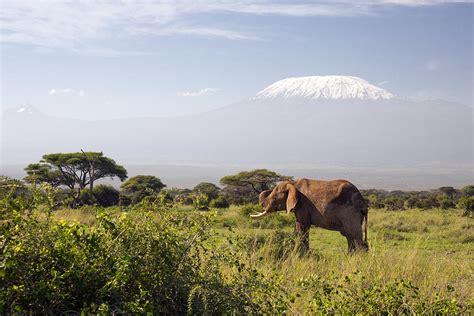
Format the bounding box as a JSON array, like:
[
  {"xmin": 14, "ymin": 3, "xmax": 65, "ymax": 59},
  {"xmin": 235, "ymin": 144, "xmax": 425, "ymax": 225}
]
[
  {"xmin": 212, "ymin": 207, "xmax": 473, "ymax": 311},
  {"xmin": 51, "ymin": 205, "xmax": 473, "ymax": 313}
]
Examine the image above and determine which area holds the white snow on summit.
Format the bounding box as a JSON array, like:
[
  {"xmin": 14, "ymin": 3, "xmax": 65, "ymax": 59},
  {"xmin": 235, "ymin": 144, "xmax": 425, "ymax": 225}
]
[{"xmin": 255, "ymin": 76, "xmax": 395, "ymax": 100}]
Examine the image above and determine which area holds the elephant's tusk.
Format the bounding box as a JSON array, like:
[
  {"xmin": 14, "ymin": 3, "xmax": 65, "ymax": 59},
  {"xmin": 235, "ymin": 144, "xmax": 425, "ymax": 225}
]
[{"xmin": 250, "ymin": 211, "xmax": 268, "ymax": 218}]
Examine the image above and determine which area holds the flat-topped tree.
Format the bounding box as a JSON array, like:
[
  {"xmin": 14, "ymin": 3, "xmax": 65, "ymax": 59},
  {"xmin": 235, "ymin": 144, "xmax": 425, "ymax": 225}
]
[
  {"xmin": 193, "ymin": 182, "xmax": 220, "ymax": 200},
  {"xmin": 120, "ymin": 175, "xmax": 166, "ymax": 205},
  {"xmin": 220, "ymin": 169, "xmax": 291, "ymax": 194},
  {"xmin": 24, "ymin": 152, "xmax": 127, "ymax": 194}
]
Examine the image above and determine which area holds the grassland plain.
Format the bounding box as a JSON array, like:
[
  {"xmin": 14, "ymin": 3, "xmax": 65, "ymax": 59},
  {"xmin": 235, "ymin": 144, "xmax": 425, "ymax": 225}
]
[{"xmin": 49, "ymin": 205, "xmax": 474, "ymax": 314}]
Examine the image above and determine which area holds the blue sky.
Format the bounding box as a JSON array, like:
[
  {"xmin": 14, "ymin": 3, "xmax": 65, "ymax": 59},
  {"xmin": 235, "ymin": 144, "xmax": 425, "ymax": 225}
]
[{"xmin": 1, "ymin": 1, "xmax": 472, "ymax": 119}]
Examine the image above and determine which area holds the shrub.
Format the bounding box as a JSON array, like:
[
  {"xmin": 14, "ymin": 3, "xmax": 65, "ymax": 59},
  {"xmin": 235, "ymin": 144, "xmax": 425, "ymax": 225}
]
[
  {"xmin": 457, "ymin": 196, "xmax": 474, "ymax": 217},
  {"xmin": 120, "ymin": 175, "xmax": 166, "ymax": 204},
  {"xmin": 460, "ymin": 185, "xmax": 474, "ymax": 198},
  {"xmin": 210, "ymin": 196, "xmax": 230, "ymax": 209},
  {"xmin": 437, "ymin": 196, "xmax": 455, "ymax": 210},
  {"xmin": 168, "ymin": 188, "xmax": 192, "ymax": 204},
  {"xmin": 182, "ymin": 196, "xmax": 194, "ymax": 206},
  {"xmin": 367, "ymin": 194, "xmax": 385, "ymax": 209},
  {"xmin": 301, "ymin": 273, "xmax": 465, "ymax": 314},
  {"xmin": 1, "ymin": 209, "xmax": 290, "ymax": 314},
  {"xmin": 192, "ymin": 194, "xmax": 209, "ymax": 210},
  {"xmin": 239, "ymin": 203, "xmax": 262, "ymax": 216},
  {"xmin": 92, "ymin": 185, "xmax": 120, "ymax": 207},
  {"xmin": 404, "ymin": 197, "xmax": 418, "ymax": 209},
  {"xmin": 78, "ymin": 188, "xmax": 97, "ymax": 206},
  {"xmin": 382, "ymin": 196, "xmax": 405, "ymax": 211},
  {"xmin": 221, "ymin": 186, "xmax": 259, "ymax": 205},
  {"xmin": 193, "ymin": 182, "xmax": 220, "ymax": 200},
  {"xmin": 131, "ymin": 190, "xmax": 175, "ymax": 210},
  {"xmin": 0, "ymin": 177, "xmax": 66, "ymax": 214},
  {"xmin": 415, "ymin": 196, "xmax": 439, "ymax": 210},
  {"xmin": 118, "ymin": 192, "xmax": 132, "ymax": 206}
]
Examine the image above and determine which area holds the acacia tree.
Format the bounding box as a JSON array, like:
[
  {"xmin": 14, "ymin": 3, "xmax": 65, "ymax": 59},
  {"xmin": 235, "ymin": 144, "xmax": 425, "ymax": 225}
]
[
  {"xmin": 120, "ymin": 175, "xmax": 166, "ymax": 204},
  {"xmin": 220, "ymin": 169, "xmax": 291, "ymax": 204},
  {"xmin": 193, "ymin": 182, "xmax": 220, "ymax": 200},
  {"xmin": 24, "ymin": 152, "xmax": 127, "ymax": 198},
  {"xmin": 220, "ymin": 169, "xmax": 291, "ymax": 194}
]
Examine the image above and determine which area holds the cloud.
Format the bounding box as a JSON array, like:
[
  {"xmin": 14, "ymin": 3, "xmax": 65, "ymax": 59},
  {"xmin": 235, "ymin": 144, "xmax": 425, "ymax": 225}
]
[
  {"xmin": 178, "ymin": 88, "xmax": 218, "ymax": 97},
  {"xmin": 163, "ymin": 26, "xmax": 262, "ymax": 41},
  {"xmin": 377, "ymin": 80, "xmax": 390, "ymax": 86},
  {"xmin": 48, "ymin": 88, "xmax": 84, "ymax": 96},
  {"xmin": 1, "ymin": 1, "xmax": 471, "ymax": 52}
]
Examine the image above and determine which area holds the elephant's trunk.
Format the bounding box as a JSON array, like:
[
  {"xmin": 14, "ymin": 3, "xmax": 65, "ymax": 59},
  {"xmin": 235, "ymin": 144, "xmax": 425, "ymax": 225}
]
[{"xmin": 250, "ymin": 211, "xmax": 268, "ymax": 218}]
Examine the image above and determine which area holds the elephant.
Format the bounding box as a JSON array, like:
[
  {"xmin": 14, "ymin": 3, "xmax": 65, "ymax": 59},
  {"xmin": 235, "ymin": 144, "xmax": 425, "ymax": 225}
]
[{"xmin": 250, "ymin": 178, "xmax": 368, "ymax": 253}]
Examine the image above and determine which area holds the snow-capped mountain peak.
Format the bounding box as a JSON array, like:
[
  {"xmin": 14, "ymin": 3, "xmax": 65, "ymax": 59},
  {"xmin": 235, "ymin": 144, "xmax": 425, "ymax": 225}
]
[{"xmin": 255, "ymin": 76, "xmax": 395, "ymax": 100}]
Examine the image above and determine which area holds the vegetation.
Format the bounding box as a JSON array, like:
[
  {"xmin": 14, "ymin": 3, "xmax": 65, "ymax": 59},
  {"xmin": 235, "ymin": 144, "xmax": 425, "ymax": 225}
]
[
  {"xmin": 120, "ymin": 175, "xmax": 166, "ymax": 205},
  {"xmin": 193, "ymin": 182, "xmax": 220, "ymax": 200},
  {"xmin": 362, "ymin": 186, "xmax": 474, "ymax": 214},
  {"xmin": 1, "ymin": 160, "xmax": 473, "ymax": 314},
  {"xmin": 24, "ymin": 152, "xmax": 127, "ymax": 206},
  {"xmin": 92, "ymin": 184, "xmax": 120, "ymax": 207},
  {"xmin": 220, "ymin": 169, "xmax": 291, "ymax": 204}
]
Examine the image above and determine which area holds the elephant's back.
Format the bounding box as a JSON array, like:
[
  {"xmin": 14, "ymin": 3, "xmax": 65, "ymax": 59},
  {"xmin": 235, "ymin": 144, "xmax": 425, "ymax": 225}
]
[{"xmin": 295, "ymin": 178, "xmax": 361, "ymax": 212}]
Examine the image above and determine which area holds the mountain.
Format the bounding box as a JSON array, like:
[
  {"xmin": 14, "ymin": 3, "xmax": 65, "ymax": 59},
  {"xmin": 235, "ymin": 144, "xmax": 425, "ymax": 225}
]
[
  {"xmin": 255, "ymin": 76, "xmax": 395, "ymax": 100},
  {"xmin": 1, "ymin": 76, "xmax": 472, "ymax": 168}
]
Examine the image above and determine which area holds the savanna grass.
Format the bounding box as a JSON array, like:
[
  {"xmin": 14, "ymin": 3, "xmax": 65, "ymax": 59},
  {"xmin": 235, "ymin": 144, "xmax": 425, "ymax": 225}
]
[{"xmin": 3, "ymin": 203, "xmax": 472, "ymax": 314}]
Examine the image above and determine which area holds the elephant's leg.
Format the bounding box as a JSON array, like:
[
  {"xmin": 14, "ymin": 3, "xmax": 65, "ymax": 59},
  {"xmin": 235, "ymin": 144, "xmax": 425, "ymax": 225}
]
[
  {"xmin": 346, "ymin": 236, "xmax": 357, "ymax": 253},
  {"xmin": 343, "ymin": 221, "xmax": 364, "ymax": 254},
  {"xmin": 295, "ymin": 222, "xmax": 310, "ymax": 253}
]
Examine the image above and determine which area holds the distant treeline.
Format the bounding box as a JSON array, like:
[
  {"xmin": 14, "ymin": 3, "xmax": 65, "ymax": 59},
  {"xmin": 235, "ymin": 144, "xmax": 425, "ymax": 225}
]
[
  {"xmin": 0, "ymin": 151, "xmax": 472, "ymax": 216},
  {"xmin": 361, "ymin": 187, "xmax": 473, "ymax": 214}
]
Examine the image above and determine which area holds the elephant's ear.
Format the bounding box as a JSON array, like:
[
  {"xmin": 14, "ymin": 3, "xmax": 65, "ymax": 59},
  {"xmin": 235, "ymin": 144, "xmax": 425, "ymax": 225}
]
[
  {"xmin": 286, "ymin": 183, "xmax": 298, "ymax": 213},
  {"xmin": 259, "ymin": 190, "xmax": 272, "ymax": 204}
]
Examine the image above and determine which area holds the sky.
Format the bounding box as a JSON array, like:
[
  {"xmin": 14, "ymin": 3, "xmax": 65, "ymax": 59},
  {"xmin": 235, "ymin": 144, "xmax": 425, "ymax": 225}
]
[{"xmin": 0, "ymin": 0, "xmax": 473, "ymax": 120}]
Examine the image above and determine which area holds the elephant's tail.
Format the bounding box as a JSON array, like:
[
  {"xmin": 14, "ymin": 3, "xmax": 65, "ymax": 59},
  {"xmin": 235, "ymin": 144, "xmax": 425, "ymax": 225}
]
[
  {"xmin": 363, "ymin": 211, "xmax": 368, "ymax": 244},
  {"xmin": 352, "ymin": 191, "xmax": 369, "ymax": 245}
]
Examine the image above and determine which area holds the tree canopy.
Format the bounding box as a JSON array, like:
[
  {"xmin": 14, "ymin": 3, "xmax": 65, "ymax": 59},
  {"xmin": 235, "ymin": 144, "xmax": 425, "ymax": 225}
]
[
  {"xmin": 220, "ymin": 169, "xmax": 291, "ymax": 194},
  {"xmin": 460, "ymin": 185, "xmax": 474, "ymax": 198},
  {"xmin": 193, "ymin": 182, "xmax": 220, "ymax": 200},
  {"xmin": 24, "ymin": 152, "xmax": 127, "ymax": 193},
  {"xmin": 220, "ymin": 169, "xmax": 291, "ymax": 204},
  {"xmin": 120, "ymin": 175, "xmax": 166, "ymax": 204}
]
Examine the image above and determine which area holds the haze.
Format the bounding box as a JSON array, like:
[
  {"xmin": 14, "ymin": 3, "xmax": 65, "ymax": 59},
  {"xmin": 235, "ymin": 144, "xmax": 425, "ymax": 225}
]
[{"xmin": 1, "ymin": 1, "xmax": 473, "ymax": 190}]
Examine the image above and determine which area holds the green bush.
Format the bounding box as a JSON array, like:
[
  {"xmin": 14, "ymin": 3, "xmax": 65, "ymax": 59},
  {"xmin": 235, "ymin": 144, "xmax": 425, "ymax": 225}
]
[
  {"xmin": 193, "ymin": 182, "xmax": 220, "ymax": 200},
  {"xmin": 457, "ymin": 196, "xmax": 474, "ymax": 217},
  {"xmin": 78, "ymin": 188, "xmax": 97, "ymax": 206},
  {"xmin": 382, "ymin": 196, "xmax": 405, "ymax": 211},
  {"xmin": 92, "ymin": 185, "xmax": 119, "ymax": 207},
  {"xmin": 240, "ymin": 204, "xmax": 262, "ymax": 216},
  {"xmin": 182, "ymin": 196, "xmax": 194, "ymax": 206},
  {"xmin": 1, "ymin": 209, "xmax": 290, "ymax": 314},
  {"xmin": 120, "ymin": 175, "xmax": 166, "ymax": 205},
  {"xmin": 192, "ymin": 194, "xmax": 209, "ymax": 210},
  {"xmin": 130, "ymin": 190, "xmax": 174, "ymax": 210},
  {"xmin": 301, "ymin": 273, "xmax": 465, "ymax": 314},
  {"xmin": 210, "ymin": 196, "xmax": 230, "ymax": 209},
  {"xmin": 437, "ymin": 196, "xmax": 455, "ymax": 210},
  {"xmin": 460, "ymin": 185, "xmax": 474, "ymax": 198}
]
